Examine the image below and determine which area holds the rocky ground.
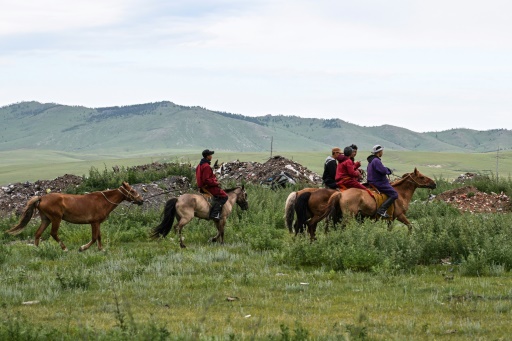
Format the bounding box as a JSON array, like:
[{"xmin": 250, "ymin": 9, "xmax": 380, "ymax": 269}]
[{"xmin": 1, "ymin": 162, "xmax": 510, "ymax": 218}]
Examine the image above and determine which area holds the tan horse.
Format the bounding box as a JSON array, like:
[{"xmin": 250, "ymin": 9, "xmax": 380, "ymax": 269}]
[
  {"xmin": 6, "ymin": 182, "xmax": 144, "ymax": 251},
  {"xmin": 150, "ymin": 186, "xmax": 248, "ymax": 248},
  {"xmin": 326, "ymin": 168, "xmax": 436, "ymax": 232}
]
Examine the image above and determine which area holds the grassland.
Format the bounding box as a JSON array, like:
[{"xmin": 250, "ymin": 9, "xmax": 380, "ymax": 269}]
[
  {"xmin": 2, "ymin": 152, "xmax": 512, "ymax": 340},
  {"xmin": 2, "ymin": 149, "xmax": 512, "ymax": 185}
]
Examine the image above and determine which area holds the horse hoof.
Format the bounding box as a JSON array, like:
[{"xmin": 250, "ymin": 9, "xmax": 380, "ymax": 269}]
[
  {"xmin": 78, "ymin": 247, "xmax": 84, "ymax": 252},
  {"xmin": 180, "ymin": 244, "xmax": 186, "ymax": 249},
  {"xmin": 63, "ymin": 248, "xmax": 69, "ymax": 252}
]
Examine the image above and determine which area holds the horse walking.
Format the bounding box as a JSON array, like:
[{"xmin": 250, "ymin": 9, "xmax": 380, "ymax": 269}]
[
  {"xmin": 284, "ymin": 187, "xmax": 320, "ymax": 233},
  {"xmin": 326, "ymin": 168, "xmax": 436, "ymax": 232},
  {"xmin": 286, "ymin": 188, "xmax": 339, "ymax": 240},
  {"xmin": 151, "ymin": 186, "xmax": 248, "ymax": 248},
  {"xmin": 6, "ymin": 182, "xmax": 144, "ymax": 251}
]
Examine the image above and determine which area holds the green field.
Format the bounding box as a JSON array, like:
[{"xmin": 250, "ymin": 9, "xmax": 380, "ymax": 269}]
[
  {"xmin": 1, "ymin": 149, "xmax": 511, "ymax": 185},
  {"xmin": 2, "ymin": 151, "xmax": 512, "ymax": 340}
]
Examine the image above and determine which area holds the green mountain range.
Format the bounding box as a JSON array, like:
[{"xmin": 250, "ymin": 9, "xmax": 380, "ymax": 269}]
[{"xmin": 1, "ymin": 101, "xmax": 510, "ymax": 153}]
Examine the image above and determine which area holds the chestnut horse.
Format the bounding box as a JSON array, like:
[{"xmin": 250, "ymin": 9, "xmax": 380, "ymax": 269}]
[
  {"xmin": 288, "ymin": 188, "xmax": 339, "ymax": 240},
  {"xmin": 284, "ymin": 187, "xmax": 320, "ymax": 233},
  {"xmin": 150, "ymin": 186, "xmax": 248, "ymax": 248},
  {"xmin": 326, "ymin": 168, "xmax": 436, "ymax": 232},
  {"xmin": 6, "ymin": 182, "xmax": 144, "ymax": 251}
]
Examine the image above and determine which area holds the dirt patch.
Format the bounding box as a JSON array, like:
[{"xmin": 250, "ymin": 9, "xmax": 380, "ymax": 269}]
[{"xmin": 434, "ymin": 186, "xmax": 511, "ymax": 213}]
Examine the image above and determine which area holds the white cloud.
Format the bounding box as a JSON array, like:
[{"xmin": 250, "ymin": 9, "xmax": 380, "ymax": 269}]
[{"xmin": 1, "ymin": 0, "xmax": 511, "ymax": 132}]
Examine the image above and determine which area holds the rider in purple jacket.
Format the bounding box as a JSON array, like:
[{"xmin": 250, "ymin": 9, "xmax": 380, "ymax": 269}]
[{"xmin": 367, "ymin": 145, "xmax": 398, "ymax": 218}]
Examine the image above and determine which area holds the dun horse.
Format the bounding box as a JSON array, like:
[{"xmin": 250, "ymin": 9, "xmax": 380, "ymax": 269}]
[
  {"xmin": 6, "ymin": 182, "xmax": 144, "ymax": 251},
  {"xmin": 151, "ymin": 186, "xmax": 248, "ymax": 248},
  {"xmin": 327, "ymin": 168, "xmax": 436, "ymax": 232}
]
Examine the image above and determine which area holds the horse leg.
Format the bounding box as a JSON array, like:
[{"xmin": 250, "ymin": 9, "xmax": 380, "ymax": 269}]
[
  {"xmin": 79, "ymin": 222, "xmax": 100, "ymax": 252},
  {"xmin": 49, "ymin": 218, "xmax": 68, "ymax": 251},
  {"xmin": 396, "ymin": 213, "xmax": 412, "ymax": 233},
  {"xmin": 176, "ymin": 216, "xmax": 193, "ymax": 249},
  {"xmin": 211, "ymin": 220, "xmax": 225, "ymax": 244},
  {"xmin": 34, "ymin": 214, "xmax": 51, "ymax": 247}
]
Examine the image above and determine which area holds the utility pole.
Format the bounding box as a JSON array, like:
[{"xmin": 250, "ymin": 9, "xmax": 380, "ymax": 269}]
[
  {"xmin": 270, "ymin": 136, "xmax": 273, "ymax": 158},
  {"xmin": 495, "ymin": 146, "xmax": 500, "ymax": 183}
]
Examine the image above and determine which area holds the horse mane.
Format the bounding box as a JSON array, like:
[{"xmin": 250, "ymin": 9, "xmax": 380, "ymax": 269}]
[
  {"xmin": 224, "ymin": 186, "xmax": 241, "ymax": 193},
  {"xmin": 390, "ymin": 173, "xmax": 412, "ymax": 187}
]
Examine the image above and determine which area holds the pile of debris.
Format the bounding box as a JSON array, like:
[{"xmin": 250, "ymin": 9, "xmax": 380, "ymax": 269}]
[
  {"xmin": 452, "ymin": 173, "xmax": 488, "ymax": 184},
  {"xmin": 217, "ymin": 155, "xmax": 322, "ymax": 188},
  {"xmin": 0, "ymin": 174, "xmax": 192, "ymax": 217},
  {"xmin": 434, "ymin": 186, "xmax": 511, "ymax": 213},
  {"xmin": 0, "ymin": 174, "xmax": 83, "ymax": 216}
]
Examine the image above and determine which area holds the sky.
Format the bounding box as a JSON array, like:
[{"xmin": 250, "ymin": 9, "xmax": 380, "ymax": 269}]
[{"xmin": 1, "ymin": 0, "xmax": 511, "ymax": 132}]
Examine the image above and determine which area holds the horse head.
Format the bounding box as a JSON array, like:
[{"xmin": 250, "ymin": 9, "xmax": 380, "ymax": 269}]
[
  {"xmin": 407, "ymin": 168, "xmax": 437, "ymax": 189},
  {"xmin": 120, "ymin": 181, "xmax": 144, "ymax": 205},
  {"xmin": 235, "ymin": 185, "xmax": 249, "ymax": 210}
]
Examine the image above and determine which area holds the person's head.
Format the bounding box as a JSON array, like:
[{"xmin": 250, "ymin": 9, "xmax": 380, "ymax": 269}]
[
  {"xmin": 202, "ymin": 149, "xmax": 215, "ymax": 160},
  {"xmin": 372, "ymin": 145, "xmax": 384, "ymax": 157},
  {"xmin": 343, "ymin": 146, "xmax": 353, "ymax": 157},
  {"xmin": 349, "ymin": 144, "xmax": 358, "ymax": 157},
  {"xmin": 331, "ymin": 147, "xmax": 341, "ymax": 157}
]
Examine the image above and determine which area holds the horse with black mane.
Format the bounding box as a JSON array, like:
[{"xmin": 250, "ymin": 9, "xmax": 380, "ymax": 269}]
[{"xmin": 151, "ymin": 186, "xmax": 248, "ymax": 248}]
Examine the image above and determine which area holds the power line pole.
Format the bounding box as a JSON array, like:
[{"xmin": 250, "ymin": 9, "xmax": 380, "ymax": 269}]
[
  {"xmin": 270, "ymin": 136, "xmax": 273, "ymax": 158},
  {"xmin": 495, "ymin": 146, "xmax": 500, "ymax": 183}
]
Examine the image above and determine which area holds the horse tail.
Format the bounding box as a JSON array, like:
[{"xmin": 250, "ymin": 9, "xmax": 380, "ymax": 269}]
[
  {"xmin": 295, "ymin": 192, "xmax": 312, "ymax": 234},
  {"xmin": 150, "ymin": 198, "xmax": 178, "ymax": 239},
  {"xmin": 6, "ymin": 196, "xmax": 40, "ymax": 235},
  {"xmin": 326, "ymin": 192, "xmax": 343, "ymax": 227},
  {"xmin": 284, "ymin": 191, "xmax": 297, "ymax": 233}
]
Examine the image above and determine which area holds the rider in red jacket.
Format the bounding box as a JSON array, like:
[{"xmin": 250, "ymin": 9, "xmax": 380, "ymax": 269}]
[
  {"xmin": 196, "ymin": 149, "xmax": 227, "ymax": 221},
  {"xmin": 335, "ymin": 146, "xmax": 367, "ymax": 190}
]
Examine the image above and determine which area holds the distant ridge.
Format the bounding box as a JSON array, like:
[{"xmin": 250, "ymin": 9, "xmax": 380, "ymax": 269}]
[{"xmin": 1, "ymin": 101, "xmax": 510, "ymax": 153}]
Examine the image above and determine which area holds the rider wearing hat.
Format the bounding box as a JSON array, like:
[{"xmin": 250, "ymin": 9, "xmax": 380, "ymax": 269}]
[
  {"xmin": 322, "ymin": 147, "xmax": 342, "ymax": 189},
  {"xmin": 196, "ymin": 149, "xmax": 228, "ymax": 221},
  {"xmin": 367, "ymin": 145, "xmax": 397, "ymax": 218}
]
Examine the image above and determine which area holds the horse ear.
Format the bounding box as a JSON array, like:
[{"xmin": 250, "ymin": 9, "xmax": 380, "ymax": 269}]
[
  {"xmin": 241, "ymin": 184, "xmax": 245, "ymax": 191},
  {"xmin": 122, "ymin": 181, "xmax": 129, "ymax": 187},
  {"xmin": 414, "ymin": 168, "xmax": 418, "ymax": 175}
]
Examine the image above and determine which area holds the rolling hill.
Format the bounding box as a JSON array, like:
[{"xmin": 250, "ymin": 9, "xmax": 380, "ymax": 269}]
[{"xmin": 1, "ymin": 101, "xmax": 510, "ymax": 153}]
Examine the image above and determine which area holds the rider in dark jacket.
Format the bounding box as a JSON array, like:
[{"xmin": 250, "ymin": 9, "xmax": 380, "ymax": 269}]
[
  {"xmin": 367, "ymin": 145, "xmax": 398, "ymax": 218},
  {"xmin": 322, "ymin": 147, "xmax": 341, "ymax": 189},
  {"xmin": 196, "ymin": 149, "xmax": 227, "ymax": 221}
]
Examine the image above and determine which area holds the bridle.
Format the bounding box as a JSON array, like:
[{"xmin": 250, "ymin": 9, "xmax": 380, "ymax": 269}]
[
  {"xmin": 401, "ymin": 173, "xmax": 431, "ymax": 188},
  {"xmin": 101, "ymin": 186, "xmax": 141, "ymax": 205}
]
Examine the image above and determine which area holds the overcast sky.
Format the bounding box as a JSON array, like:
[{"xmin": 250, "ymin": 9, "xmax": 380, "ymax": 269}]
[{"xmin": 1, "ymin": 0, "xmax": 511, "ymax": 132}]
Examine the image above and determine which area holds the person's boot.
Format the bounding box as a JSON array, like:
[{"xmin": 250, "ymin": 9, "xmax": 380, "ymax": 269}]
[
  {"xmin": 376, "ymin": 197, "xmax": 395, "ymax": 218},
  {"xmin": 209, "ymin": 202, "xmax": 222, "ymax": 222}
]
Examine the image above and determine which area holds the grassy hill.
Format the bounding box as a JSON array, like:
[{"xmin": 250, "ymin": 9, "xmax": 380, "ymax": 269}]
[{"xmin": 1, "ymin": 101, "xmax": 511, "ymax": 153}]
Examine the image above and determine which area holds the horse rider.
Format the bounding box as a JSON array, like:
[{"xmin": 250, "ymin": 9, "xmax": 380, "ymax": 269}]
[
  {"xmin": 335, "ymin": 146, "xmax": 367, "ymax": 190},
  {"xmin": 195, "ymin": 149, "xmax": 228, "ymax": 221},
  {"xmin": 367, "ymin": 145, "xmax": 397, "ymax": 218},
  {"xmin": 322, "ymin": 147, "xmax": 342, "ymax": 189}
]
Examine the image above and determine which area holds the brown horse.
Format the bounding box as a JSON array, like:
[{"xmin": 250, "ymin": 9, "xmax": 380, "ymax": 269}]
[
  {"xmin": 326, "ymin": 168, "xmax": 436, "ymax": 232},
  {"xmin": 150, "ymin": 186, "xmax": 248, "ymax": 248},
  {"xmin": 284, "ymin": 187, "xmax": 320, "ymax": 233},
  {"xmin": 284, "ymin": 187, "xmax": 340, "ymax": 239},
  {"xmin": 6, "ymin": 182, "xmax": 144, "ymax": 251}
]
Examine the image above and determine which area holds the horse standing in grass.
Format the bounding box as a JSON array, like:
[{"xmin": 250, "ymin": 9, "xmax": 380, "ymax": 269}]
[
  {"xmin": 6, "ymin": 182, "xmax": 144, "ymax": 251},
  {"xmin": 326, "ymin": 168, "xmax": 436, "ymax": 232},
  {"xmin": 286, "ymin": 188, "xmax": 339, "ymax": 240},
  {"xmin": 284, "ymin": 187, "xmax": 320, "ymax": 233},
  {"xmin": 150, "ymin": 186, "xmax": 248, "ymax": 248}
]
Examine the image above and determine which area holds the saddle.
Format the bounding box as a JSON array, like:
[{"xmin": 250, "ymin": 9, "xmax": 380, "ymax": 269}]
[
  {"xmin": 199, "ymin": 187, "xmax": 214, "ymax": 206},
  {"xmin": 366, "ymin": 184, "xmax": 394, "ymax": 219}
]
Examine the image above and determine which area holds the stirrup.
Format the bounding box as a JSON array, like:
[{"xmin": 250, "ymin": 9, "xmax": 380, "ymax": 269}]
[{"xmin": 377, "ymin": 211, "xmax": 390, "ymax": 219}]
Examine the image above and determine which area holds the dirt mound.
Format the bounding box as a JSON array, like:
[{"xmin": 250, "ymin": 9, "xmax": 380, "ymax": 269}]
[
  {"xmin": 217, "ymin": 155, "xmax": 321, "ymax": 186},
  {"xmin": 0, "ymin": 174, "xmax": 83, "ymax": 216},
  {"xmin": 435, "ymin": 186, "xmax": 511, "ymax": 213}
]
